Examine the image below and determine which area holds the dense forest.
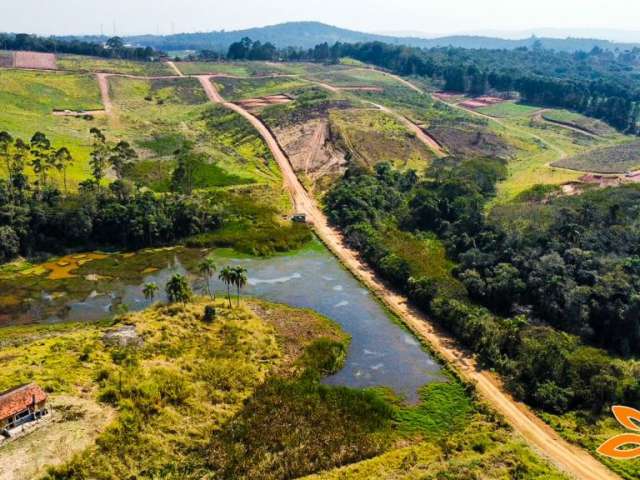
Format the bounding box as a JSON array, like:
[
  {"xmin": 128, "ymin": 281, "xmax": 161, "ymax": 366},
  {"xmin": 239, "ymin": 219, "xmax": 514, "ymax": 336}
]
[
  {"xmin": 0, "ymin": 33, "xmax": 160, "ymax": 60},
  {"xmin": 322, "ymin": 42, "xmax": 640, "ymax": 133},
  {"xmin": 324, "ymin": 161, "xmax": 640, "ymax": 414},
  {"xmin": 0, "ymin": 130, "xmax": 221, "ymax": 262}
]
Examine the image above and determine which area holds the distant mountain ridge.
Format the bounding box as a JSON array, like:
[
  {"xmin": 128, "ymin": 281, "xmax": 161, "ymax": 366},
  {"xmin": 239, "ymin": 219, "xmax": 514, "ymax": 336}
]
[{"xmin": 57, "ymin": 21, "xmax": 640, "ymax": 53}]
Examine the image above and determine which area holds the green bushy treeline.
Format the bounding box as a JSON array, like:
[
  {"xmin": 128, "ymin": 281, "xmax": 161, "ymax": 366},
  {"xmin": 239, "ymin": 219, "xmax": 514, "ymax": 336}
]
[{"xmin": 325, "ymin": 160, "xmax": 640, "ymax": 414}]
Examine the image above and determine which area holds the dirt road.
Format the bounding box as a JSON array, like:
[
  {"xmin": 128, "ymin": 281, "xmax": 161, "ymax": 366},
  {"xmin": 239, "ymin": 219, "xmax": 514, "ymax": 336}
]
[
  {"xmin": 200, "ymin": 75, "xmax": 619, "ymax": 480},
  {"xmin": 165, "ymin": 61, "xmax": 184, "ymax": 76},
  {"xmin": 96, "ymin": 73, "xmax": 113, "ymax": 116},
  {"xmin": 371, "ymin": 102, "xmax": 446, "ymax": 157}
]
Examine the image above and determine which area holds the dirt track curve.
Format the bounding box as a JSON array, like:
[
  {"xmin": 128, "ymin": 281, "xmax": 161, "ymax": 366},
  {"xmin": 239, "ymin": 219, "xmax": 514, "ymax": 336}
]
[
  {"xmin": 197, "ymin": 74, "xmax": 620, "ymax": 480},
  {"xmin": 79, "ymin": 68, "xmax": 618, "ymax": 480}
]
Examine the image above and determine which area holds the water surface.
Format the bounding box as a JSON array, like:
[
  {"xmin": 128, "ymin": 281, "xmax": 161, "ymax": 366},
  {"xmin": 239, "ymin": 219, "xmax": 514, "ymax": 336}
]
[{"xmin": 37, "ymin": 243, "xmax": 445, "ymax": 402}]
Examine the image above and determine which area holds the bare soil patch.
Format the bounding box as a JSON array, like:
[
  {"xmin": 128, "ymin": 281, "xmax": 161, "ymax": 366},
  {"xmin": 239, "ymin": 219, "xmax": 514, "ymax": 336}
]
[
  {"xmin": 272, "ymin": 118, "xmax": 347, "ymax": 192},
  {"xmin": 13, "ymin": 51, "xmax": 56, "ymax": 70},
  {"xmin": 459, "ymin": 96, "xmax": 506, "ymax": 109},
  {"xmin": 236, "ymin": 94, "xmax": 293, "ymax": 112},
  {"xmin": 430, "ymin": 124, "xmax": 512, "ymax": 159},
  {"xmin": 0, "ymin": 395, "xmax": 114, "ymax": 480}
]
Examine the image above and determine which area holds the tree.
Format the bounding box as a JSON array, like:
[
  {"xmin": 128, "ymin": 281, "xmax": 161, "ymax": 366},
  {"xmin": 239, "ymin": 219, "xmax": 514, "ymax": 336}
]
[
  {"xmin": 89, "ymin": 128, "xmax": 109, "ymax": 188},
  {"xmin": 30, "ymin": 132, "xmax": 53, "ymax": 194},
  {"xmin": 232, "ymin": 266, "xmax": 248, "ymax": 307},
  {"xmin": 54, "ymin": 147, "xmax": 73, "ymax": 194},
  {"xmin": 106, "ymin": 36, "xmax": 124, "ymax": 54},
  {"xmin": 109, "ymin": 141, "xmax": 137, "ymax": 180},
  {"xmin": 218, "ymin": 266, "xmax": 235, "ymax": 308},
  {"xmin": 0, "ymin": 226, "xmax": 19, "ymax": 263},
  {"xmin": 165, "ymin": 274, "xmax": 192, "ymax": 304},
  {"xmin": 143, "ymin": 282, "xmax": 159, "ymax": 303},
  {"xmin": 198, "ymin": 256, "xmax": 217, "ymax": 300}
]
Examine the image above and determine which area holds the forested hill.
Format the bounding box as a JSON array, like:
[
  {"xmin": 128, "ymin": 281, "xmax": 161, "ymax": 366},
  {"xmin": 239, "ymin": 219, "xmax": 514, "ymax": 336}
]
[{"xmin": 57, "ymin": 21, "xmax": 640, "ymax": 53}]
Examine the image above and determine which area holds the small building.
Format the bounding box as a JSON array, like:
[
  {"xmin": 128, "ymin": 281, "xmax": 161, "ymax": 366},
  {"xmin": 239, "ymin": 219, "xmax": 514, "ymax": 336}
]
[{"xmin": 0, "ymin": 383, "xmax": 48, "ymax": 436}]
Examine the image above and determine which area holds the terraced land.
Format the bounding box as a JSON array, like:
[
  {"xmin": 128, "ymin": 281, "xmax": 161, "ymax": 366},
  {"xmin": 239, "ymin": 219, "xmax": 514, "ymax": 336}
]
[
  {"xmin": 542, "ymin": 109, "xmax": 620, "ymax": 137},
  {"xmin": 212, "ymin": 76, "xmax": 310, "ymax": 101},
  {"xmin": 105, "ymin": 75, "xmax": 282, "ymax": 190},
  {"xmin": 553, "ymin": 139, "xmax": 640, "ymax": 173},
  {"xmin": 57, "ymin": 54, "xmax": 175, "ymax": 75},
  {"xmin": 329, "ymin": 108, "xmax": 436, "ymax": 171}
]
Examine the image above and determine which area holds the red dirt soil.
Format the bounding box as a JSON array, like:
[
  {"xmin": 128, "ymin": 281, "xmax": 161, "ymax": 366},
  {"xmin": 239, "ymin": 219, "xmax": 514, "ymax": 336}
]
[{"xmin": 13, "ymin": 51, "xmax": 56, "ymax": 70}]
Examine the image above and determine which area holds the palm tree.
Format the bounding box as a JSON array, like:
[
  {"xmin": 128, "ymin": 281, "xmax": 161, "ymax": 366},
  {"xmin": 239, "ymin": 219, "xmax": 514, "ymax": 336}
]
[
  {"xmin": 232, "ymin": 266, "xmax": 248, "ymax": 307},
  {"xmin": 165, "ymin": 274, "xmax": 192, "ymax": 304},
  {"xmin": 143, "ymin": 282, "xmax": 159, "ymax": 303},
  {"xmin": 218, "ymin": 266, "xmax": 234, "ymax": 309},
  {"xmin": 198, "ymin": 256, "xmax": 217, "ymax": 300}
]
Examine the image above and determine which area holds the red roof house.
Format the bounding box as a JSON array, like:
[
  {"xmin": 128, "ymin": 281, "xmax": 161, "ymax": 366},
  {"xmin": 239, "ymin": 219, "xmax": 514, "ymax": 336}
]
[{"xmin": 0, "ymin": 383, "xmax": 48, "ymax": 433}]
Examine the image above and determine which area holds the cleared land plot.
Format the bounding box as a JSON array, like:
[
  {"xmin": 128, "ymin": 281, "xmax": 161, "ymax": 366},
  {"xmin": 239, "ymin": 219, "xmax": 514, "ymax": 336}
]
[
  {"xmin": 213, "ymin": 76, "xmax": 309, "ymax": 100},
  {"xmin": 177, "ymin": 61, "xmax": 330, "ymax": 76},
  {"xmin": 0, "ymin": 69, "xmax": 104, "ymax": 187},
  {"xmin": 477, "ymin": 101, "xmax": 542, "ymax": 118},
  {"xmin": 107, "ymin": 76, "xmax": 280, "ymax": 189},
  {"xmin": 13, "ymin": 51, "xmax": 56, "ymax": 70},
  {"xmin": 330, "ymin": 108, "xmax": 435, "ymax": 171},
  {"xmin": 56, "ymin": 54, "xmax": 174, "ymax": 76},
  {"xmin": 236, "ymin": 94, "xmax": 293, "ymax": 111},
  {"xmin": 542, "ymin": 110, "xmax": 618, "ymax": 137},
  {"xmin": 308, "ymin": 68, "xmax": 398, "ymax": 88},
  {"xmin": 553, "ymin": 140, "xmax": 640, "ymax": 173}
]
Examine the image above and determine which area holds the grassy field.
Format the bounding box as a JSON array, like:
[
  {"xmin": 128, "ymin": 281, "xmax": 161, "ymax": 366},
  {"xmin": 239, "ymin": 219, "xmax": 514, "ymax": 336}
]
[
  {"xmin": 0, "ymin": 69, "xmax": 105, "ymax": 187},
  {"xmin": 542, "ymin": 109, "xmax": 619, "ymax": 137},
  {"xmin": 330, "ymin": 108, "xmax": 435, "ymax": 171},
  {"xmin": 0, "ymin": 297, "xmax": 565, "ymax": 479},
  {"xmin": 106, "ymin": 76, "xmax": 282, "ymax": 189},
  {"xmin": 552, "ymin": 139, "xmax": 640, "ymax": 173},
  {"xmin": 57, "ymin": 54, "xmax": 175, "ymax": 76},
  {"xmin": 476, "ymin": 101, "xmax": 542, "ymax": 118},
  {"xmin": 175, "ymin": 61, "xmax": 331, "ymax": 77},
  {"xmin": 213, "ymin": 76, "xmax": 309, "ymax": 100},
  {"xmin": 308, "ymin": 68, "xmax": 399, "ymax": 88}
]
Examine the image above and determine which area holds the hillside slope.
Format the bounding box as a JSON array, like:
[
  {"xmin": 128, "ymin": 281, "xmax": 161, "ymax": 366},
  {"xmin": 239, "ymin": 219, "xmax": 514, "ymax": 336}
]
[{"xmin": 58, "ymin": 21, "xmax": 640, "ymax": 52}]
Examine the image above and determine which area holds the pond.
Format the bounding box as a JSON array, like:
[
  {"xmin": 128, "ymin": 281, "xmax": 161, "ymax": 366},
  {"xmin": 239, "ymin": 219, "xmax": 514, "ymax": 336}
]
[{"xmin": 9, "ymin": 241, "xmax": 444, "ymax": 402}]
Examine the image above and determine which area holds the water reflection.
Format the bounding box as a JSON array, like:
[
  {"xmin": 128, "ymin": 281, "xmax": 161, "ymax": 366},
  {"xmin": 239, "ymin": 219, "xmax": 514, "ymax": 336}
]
[{"xmin": 47, "ymin": 246, "xmax": 445, "ymax": 402}]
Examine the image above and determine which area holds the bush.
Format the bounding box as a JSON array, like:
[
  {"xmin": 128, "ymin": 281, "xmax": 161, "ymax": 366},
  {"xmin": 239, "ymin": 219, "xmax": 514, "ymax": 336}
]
[{"xmin": 203, "ymin": 305, "xmax": 216, "ymax": 323}]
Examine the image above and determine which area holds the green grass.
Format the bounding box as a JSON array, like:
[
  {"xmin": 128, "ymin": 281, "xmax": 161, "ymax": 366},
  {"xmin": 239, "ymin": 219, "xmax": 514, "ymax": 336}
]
[
  {"xmin": 107, "ymin": 76, "xmax": 280, "ymax": 188},
  {"xmin": 0, "ymin": 69, "xmax": 105, "ymax": 188},
  {"xmin": 541, "ymin": 410, "xmax": 640, "ymax": 480},
  {"xmin": 330, "ymin": 108, "xmax": 434, "ymax": 171},
  {"xmin": 476, "ymin": 101, "xmax": 542, "ymax": 118},
  {"xmin": 542, "ymin": 110, "xmax": 619, "ymax": 137},
  {"xmin": 308, "ymin": 68, "xmax": 398, "ymax": 88},
  {"xmin": 57, "ymin": 54, "xmax": 175, "ymax": 76},
  {"xmin": 552, "ymin": 139, "xmax": 640, "ymax": 173},
  {"xmin": 213, "ymin": 76, "xmax": 309, "ymax": 100}
]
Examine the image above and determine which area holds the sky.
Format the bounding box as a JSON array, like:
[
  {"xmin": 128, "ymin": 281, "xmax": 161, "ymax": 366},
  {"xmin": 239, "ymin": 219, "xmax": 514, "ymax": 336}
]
[{"xmin": 3, "ymin": 0, "xmax": 640, "ymax": 39}]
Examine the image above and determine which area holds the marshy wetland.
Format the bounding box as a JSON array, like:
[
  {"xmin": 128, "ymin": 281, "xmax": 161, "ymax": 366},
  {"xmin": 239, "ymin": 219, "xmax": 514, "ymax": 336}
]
[{"xmin": 0, "ymin": 239, "xmax": 443, "ymax": 402}]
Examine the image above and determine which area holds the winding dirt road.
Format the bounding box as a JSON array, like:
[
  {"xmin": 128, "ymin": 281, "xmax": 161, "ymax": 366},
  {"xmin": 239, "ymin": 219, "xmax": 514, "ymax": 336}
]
[
  {"xmin": 87, "ymin": 68, "xmax": 619, "ymax": 479},
  {"xmin": 198, "ymin": 74, "xmax": 619, "ymax": 480}
]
